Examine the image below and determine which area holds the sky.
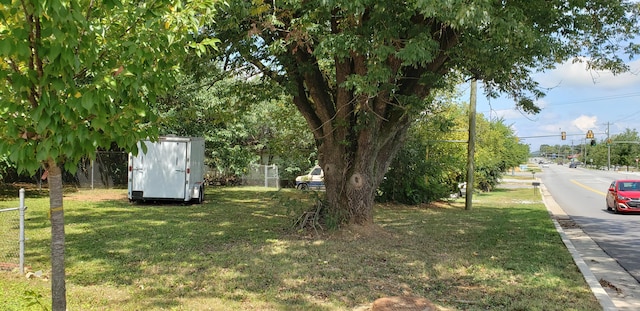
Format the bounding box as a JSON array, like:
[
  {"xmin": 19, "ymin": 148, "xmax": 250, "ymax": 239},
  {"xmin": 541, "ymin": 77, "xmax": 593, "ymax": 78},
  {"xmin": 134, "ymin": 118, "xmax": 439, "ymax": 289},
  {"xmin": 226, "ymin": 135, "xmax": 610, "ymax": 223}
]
[{"xmin": 465, "ymin": 58, "xmax": 640, "ymax": 152}]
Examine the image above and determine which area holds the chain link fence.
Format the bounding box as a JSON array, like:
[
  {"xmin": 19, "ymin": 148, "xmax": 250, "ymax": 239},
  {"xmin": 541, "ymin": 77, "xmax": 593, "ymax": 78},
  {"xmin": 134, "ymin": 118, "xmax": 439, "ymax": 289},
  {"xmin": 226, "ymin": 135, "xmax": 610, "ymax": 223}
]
[
  {"xmin": 2, "ymin": 151, "xmax": 128, "ymax": 189},
  {"xmin": 0, "ymin": 189, "xmax": 26, "ymax": 274},
  {"xmin": 3, "ymin": 151, "xmax": 282, "ymax": 190},
  {"xmin": 76, "ymin": 151, "xmax": 129, "ymax": 188},
  {"xmin": 242, "ymin": 164, "xmax": 280, "ymax": 188}
]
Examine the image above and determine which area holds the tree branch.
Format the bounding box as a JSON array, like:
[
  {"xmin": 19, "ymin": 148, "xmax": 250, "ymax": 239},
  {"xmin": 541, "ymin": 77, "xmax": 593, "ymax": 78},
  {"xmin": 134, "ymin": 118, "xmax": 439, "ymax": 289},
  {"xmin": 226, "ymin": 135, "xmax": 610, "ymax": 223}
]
[{"xmin": 291, "ymin": 45, "xmax": 336, "ymax": 134}]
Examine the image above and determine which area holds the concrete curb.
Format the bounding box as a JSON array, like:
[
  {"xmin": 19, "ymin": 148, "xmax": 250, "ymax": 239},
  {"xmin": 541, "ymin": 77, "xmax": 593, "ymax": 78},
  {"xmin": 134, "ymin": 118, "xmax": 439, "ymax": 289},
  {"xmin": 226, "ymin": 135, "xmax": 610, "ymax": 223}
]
[
  {"xmin": 550, "ymin": 218, "xmax": 618, "ymax": 311},
  {"xmin": 539, "ymin": 182, "xmax": 619, "ymax": 311}
]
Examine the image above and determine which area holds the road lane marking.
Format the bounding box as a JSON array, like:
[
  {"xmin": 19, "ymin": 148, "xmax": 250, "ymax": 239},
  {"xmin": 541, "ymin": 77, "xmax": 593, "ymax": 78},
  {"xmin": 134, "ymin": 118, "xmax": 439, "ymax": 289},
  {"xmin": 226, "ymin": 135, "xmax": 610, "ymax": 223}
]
[{"xmin": 570, "ymin": 179, "xmax": 607, "ymax": 196}]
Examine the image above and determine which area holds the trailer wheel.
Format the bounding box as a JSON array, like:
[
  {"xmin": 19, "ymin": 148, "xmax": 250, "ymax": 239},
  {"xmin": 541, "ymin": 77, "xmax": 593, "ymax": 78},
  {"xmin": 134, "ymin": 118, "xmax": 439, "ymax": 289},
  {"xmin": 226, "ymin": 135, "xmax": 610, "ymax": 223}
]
[{"xmin": 197, "ymin": 185, "xmax": 205, "ymax": 204}]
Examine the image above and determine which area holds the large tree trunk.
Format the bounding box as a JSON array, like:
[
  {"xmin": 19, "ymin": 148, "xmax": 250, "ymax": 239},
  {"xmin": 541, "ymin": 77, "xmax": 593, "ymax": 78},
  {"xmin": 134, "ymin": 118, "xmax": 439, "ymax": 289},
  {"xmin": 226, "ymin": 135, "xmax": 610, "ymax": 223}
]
[
  {"xmin": 288, "ymin": 51, "xmax": 424, "ymax": 226},
  {"xmin": 46, "ymin": 159, "xmax": 66, "ymax": 311},
  {"xmin": 317, "ymin": 115, "xmax": 412, "ymax": 226},
  {"xmin": 321, "ymin": 158, "xmax": 377, "ymax": 226}
]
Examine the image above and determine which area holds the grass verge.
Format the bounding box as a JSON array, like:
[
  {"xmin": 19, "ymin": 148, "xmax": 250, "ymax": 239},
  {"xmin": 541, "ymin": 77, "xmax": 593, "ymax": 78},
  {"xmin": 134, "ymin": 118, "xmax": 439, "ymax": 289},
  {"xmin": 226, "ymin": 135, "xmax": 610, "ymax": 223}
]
[{"xmin": 0, "ymin": 184, "xmax": 599, "ymax": 310}]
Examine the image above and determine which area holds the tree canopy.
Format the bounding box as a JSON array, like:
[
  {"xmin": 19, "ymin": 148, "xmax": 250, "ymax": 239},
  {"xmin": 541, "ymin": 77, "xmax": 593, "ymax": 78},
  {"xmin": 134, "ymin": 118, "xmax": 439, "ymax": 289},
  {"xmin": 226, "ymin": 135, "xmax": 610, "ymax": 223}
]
[
  {"xmin": 152, "ymin": 67, "xmax": 316, "ymax": 181},
  {"xmin": 378, "ymin": 99, "xmax": 529, "ymax": 205},
  {"xmin": 206, "ymin": 0, "xmax": 640, "ymax": 226},
  {"xmin": 0, "ymin": 0, "xmax": 217, "ymax": 309}
]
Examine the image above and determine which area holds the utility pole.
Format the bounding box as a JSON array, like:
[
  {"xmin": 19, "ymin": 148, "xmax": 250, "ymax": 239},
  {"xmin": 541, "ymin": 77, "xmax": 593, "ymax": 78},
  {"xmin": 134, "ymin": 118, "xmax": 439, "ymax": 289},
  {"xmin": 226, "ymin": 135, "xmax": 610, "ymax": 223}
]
[
  {"xmin": 584, "ymin": 137, "xmax": 587, "ymax": 166},
  {"xmin": 583, "ymin": 137, "xmax": 587, "ymax": 167},
  {"xmin": 607, "ymin": 122, "xmax": 611, "ymax": 170},
  {"xmin": 465, "ymin": 79, "xmax": 477, "ymax": 211},
  {"xmin": 571, "ymin": 140, "xmax": 574, "ymax": 159}
]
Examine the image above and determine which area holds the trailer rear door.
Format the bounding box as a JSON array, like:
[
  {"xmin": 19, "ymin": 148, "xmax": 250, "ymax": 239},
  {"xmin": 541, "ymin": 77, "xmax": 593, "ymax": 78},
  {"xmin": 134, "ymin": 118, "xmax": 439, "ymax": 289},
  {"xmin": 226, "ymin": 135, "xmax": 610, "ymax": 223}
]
[{"xmin": 132, "ymin": 141, "xmax": 188, "ymax": 199}]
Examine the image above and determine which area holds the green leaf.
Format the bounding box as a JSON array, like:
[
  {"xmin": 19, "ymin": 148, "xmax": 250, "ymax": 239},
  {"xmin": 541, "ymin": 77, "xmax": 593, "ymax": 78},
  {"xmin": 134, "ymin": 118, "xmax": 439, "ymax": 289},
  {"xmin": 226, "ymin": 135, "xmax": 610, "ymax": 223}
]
[
  {"xmin": 135, "ymin": 107, "xmax": 146, "ymax": 117},
  {"xmin": 81, "ymin": 92, "xmax": 93, "ymax": 110},
  {"xmin": 36, "ymin": 115, "xmax": 51, "ymax": 133},
  {"xmin": 48, "ymin": 44, "xmax": 62, "ymax": 61},
  {"xmin": 0, "ymin": 0, "xmax": 214, "ymax": 179},
  {"xmin": 91, "ymin": 116, "xmax": 106, "ymax": 130},
  {"xmin": 0, "ymin": 38, "xmax": 12, "ymax": 55},
  {"xmin": 200, "ymin": 38, "xmax": 221, "ymax": 50},
  {"xmin": 103, "ymin": 0, "xmax": 122, "ymax": 9},
  {"xmin": 51, "ymin": 77, "xmax": 65, "ymax": 91}
]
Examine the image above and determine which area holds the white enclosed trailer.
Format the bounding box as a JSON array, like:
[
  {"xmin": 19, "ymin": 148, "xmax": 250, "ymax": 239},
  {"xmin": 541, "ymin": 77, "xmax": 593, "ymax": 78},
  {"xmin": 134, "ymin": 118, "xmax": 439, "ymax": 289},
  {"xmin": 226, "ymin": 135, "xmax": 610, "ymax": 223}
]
[{"xmin": 128, "ymin": 136, "xmax": 206, "ymax": 204}]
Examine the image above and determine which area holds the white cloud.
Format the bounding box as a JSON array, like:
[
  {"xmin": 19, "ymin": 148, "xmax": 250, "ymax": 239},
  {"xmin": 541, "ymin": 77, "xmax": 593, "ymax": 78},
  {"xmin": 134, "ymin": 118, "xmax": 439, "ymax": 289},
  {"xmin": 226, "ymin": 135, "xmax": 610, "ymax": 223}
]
[
  {"xmin": 540, "ymin": 123, "xmax": 563, "ymax": 133},
  {"xmin": 489, "ymin": 108, "xmax": 523, "ymax": 120},
  {"xmin": 538, "ymin": 58, "xmax": 640, "ymax": 90},
  {"xmin": 485, "ymin": 99, "xmax": 549, "ymax": 120},
  {"xmin": 572, "ymin": 115, "xmax": 598, "ymax": 132},
  {"xmin": 535, "ymin": 98, "xmax": 549, "ymax": 109}
]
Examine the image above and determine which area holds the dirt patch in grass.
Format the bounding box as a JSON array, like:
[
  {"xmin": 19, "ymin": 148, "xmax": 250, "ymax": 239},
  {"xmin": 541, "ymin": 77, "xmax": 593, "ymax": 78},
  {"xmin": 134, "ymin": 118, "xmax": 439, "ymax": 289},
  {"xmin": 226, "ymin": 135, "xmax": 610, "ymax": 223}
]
[
  {"xmin": 297, "ymin": 201, "xmax": 457, "ymax": 241},
  {"xmin": 1, "ymin": 183, "xmax": 130, "ymax": 202},
  {"xmin": 557, "ymin": 218, "xmax": 581, "ymax": 229},
  {"xmin": 377, "ymin": 200, "xmax": 460, "ymax": 211},
  {"xmin": 64, "ymin": 189, "xmax": 128, "ymax": 202},
  {"xmin": 332, "ymin": 223, "xmax": 397, "ymax": 241}
]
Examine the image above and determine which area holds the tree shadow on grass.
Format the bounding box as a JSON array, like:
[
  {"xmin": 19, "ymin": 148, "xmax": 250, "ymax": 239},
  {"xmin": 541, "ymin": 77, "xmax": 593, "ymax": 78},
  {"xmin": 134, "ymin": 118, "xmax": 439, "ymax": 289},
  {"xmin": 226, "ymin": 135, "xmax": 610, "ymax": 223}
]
[
  {"xmin": 42, "ymin": 187, "xmax": 598, "ymax": 310},
  {"xmin": 0, "ymin": 184, "xmax": 50, "ymax": 200},
  {"xmin": 58, "ymin": 188, "xmax": 322, "ymax": 309}
]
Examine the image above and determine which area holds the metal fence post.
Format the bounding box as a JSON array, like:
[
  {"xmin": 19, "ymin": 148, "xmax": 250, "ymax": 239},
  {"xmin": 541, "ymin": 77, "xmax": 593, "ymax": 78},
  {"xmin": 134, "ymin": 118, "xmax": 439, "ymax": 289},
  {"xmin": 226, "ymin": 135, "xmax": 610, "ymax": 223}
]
[
  {"xmin": 264, "ymin": 164, "xmax": 268, "ymax": 188},
  {"xmin": 19, "ymin": 188, "xmax": 25, "ymax": 274}
]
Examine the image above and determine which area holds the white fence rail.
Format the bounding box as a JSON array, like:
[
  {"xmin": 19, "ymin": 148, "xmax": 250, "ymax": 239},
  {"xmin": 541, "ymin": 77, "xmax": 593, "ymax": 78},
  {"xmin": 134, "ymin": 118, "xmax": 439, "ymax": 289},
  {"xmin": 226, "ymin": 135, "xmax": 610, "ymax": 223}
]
[{"xmin": 0, "ymin": 188, "xmax": 27, "ymax": 274}]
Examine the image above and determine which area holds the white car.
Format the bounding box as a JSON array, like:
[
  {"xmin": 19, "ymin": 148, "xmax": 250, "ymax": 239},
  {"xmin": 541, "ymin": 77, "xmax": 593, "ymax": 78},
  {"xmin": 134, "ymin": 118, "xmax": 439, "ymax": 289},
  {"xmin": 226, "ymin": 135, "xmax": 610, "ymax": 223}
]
[{"xmin": 295, "ymin": 166, "xmax": 325, "ymax": 190}]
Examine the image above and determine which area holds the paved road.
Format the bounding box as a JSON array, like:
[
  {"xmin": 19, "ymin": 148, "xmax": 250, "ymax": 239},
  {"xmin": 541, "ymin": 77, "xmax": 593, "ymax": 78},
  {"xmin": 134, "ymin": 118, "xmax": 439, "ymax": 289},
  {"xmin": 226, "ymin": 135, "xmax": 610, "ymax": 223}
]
[
  {"xmin": 539, "ymin": 164, "xmax": 640, "ymax": 281},
  {"xmin": 534, "ymin": 163, "xmax": 640, "ymax": 310}
]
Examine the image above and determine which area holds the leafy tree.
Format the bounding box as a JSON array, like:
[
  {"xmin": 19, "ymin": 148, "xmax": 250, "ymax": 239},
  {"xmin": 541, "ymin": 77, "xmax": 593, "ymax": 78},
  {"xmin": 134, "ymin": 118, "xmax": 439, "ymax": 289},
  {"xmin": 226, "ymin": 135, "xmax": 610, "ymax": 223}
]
[
  {"xmin": 611, "ymin": 129, "xmax": 640, "ymax": 170},
  {"xmin": 556, "ymin": 144, "xmax": 575, "ymax": 162},
  {"xmin": 502, "ymin": 134, "xmax": 529, "ymax": 170},
  {"xmin": 155, "ymin": 73, "xmax": 260, "ymax": 177},
  {"xmin": 247, "ymin": 95, "xmax": 317, "ymax": 182},
  {"xmin": 540, "ymin": 143, "xmax": 578, "ymax": 161},
  {"xmin": 566, "ymin": 130, "xmax": 640, "ymax": 170},
  {"xmin": 377, "ymin": 133, "xmax": 431, "ymax": 204},
  {"xmin": 0, "ymin": 1, "xmax": 215, "ymax": 309},
  {"xmin": 378, "ymin": 104, "xmax": 460, "ymax": 204},
  {"xmin": 208, "ymin": 0, "xmax": 639, "ymax": 226},
  {"xmin": 585, "ymin": 139, "xmax": 608, "ymax": 168},
  {"xmin": 380, "ymin": 101, "xmax": 529, "ymax": 204},
  {"xmin": 0, "ymin": 153, "xmax": 12, "ymax": 182},
  {"xmin": 154, "ymin": 67, "xmax": 315, "ymax": 182},
  {"xmin": 539, "ymin": 144, "xmax": 554, "ymax": 159},
  {"xmin": 470, "ymin": 117, "xmax": 523, "ymax": 190},
  {"xmin": 474, "ymin": 116, "xmax": 503, "ymax": 190}
]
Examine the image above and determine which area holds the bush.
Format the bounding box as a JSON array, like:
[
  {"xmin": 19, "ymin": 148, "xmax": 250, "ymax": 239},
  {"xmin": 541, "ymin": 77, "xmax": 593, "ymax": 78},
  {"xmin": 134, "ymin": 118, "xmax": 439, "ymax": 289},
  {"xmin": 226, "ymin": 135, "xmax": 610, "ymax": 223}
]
[{"xmin": 377, "ymin": 134, "xmax": 453, "ymax": 204}]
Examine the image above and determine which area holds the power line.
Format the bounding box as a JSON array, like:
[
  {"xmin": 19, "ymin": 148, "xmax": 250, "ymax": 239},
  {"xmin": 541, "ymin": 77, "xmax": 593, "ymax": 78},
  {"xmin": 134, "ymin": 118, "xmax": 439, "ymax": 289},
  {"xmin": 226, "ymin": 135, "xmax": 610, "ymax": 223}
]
[
  {"xmin": 547, "ymin": 92, "xmax": 640, "ymax": 106},
  {"xmin": 517, "ymin": 132, "xmax": 604, "ymax": 139},
  {"xmin": 477, "ymin": 92, "xmax": 640, "ymax": 117},
  {"xmin": 613, "ymin": 109, "xmax": 640, "ymax": 123}
]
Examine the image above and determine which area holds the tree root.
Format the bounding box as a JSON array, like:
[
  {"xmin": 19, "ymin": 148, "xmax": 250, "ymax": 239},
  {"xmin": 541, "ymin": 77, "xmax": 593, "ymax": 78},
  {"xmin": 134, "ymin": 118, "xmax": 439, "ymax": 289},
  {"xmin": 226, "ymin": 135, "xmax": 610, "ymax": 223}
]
[{"xmin": 292, "ymin": 198, "xmax": 325, "ymax": 234}]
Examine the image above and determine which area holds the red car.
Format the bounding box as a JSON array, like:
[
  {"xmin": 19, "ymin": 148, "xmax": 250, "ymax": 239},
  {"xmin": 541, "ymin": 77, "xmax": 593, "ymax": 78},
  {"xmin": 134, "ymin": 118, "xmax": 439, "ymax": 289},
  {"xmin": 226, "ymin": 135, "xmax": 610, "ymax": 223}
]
[{"xmin": 606, "ymin": 180, "xmax": 640, "ymax": 213}]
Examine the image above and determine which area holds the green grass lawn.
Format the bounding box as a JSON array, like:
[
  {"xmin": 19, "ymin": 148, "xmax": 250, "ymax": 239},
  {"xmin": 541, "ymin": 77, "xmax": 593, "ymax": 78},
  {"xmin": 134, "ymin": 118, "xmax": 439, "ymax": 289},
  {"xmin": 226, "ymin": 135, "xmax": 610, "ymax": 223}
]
[{"xmin": 0, "ymin": 185, "xmax": 599, "ymax": 310}]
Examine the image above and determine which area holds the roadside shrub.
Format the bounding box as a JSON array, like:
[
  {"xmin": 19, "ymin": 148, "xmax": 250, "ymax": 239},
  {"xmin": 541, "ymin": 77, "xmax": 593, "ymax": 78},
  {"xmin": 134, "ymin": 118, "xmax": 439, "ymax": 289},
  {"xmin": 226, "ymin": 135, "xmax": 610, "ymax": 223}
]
[{"xmin": 378, "ymin": 133, "xmax": 453, "ymax": 204}]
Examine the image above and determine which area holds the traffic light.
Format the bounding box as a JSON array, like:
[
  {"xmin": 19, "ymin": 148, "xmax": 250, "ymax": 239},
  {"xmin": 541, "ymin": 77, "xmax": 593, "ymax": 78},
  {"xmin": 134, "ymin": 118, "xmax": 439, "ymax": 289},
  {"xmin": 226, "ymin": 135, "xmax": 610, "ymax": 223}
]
[
  {"xmin": 561, "ymin": 131, "xmax": 566, "ymax": 140},
  {"xmin": 590, "ymin": 139, "xmax": 596, "ymax": 146},
  {"xmin": 586, "ymin": 130, "xmax": 594, "ymax": 139}
]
